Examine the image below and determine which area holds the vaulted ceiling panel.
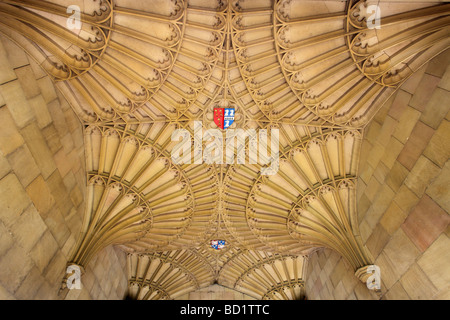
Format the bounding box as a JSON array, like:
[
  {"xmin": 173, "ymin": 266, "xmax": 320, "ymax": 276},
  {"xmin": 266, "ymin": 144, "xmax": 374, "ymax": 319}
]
[{"xmin": 1, "ymin": 0, "xmax": 448, "ymax": 299}]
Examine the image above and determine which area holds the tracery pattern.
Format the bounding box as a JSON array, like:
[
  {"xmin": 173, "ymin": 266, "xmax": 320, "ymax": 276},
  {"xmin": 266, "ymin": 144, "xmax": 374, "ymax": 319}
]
[{"xmin": 1, "ymin": 0, "xmax": 448, "ymax": 299}]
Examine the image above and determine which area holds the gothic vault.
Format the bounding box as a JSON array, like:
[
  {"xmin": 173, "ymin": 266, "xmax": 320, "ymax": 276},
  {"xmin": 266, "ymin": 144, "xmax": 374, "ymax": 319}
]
[{"xmin": 0, "ymin": 0, "xmax": 448, "ymax": 300}]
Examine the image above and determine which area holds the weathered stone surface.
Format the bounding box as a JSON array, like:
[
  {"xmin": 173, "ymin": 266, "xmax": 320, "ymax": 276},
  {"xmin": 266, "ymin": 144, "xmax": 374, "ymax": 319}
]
[
  {"xmin": 0, "ymin": 37, "xmax": 28, "ymax": 69},
  {"xmin": 28, "ymin": 95, "xmax": 53, "ymax": 129},
  {"xmin": 0, "ymin": 243, "xmax": 34, "ymax": 293},
  {"xmin": 366, "ymin": 223, "xmax": 390, "ymax": 259},
  {"xmin": 21, "ymin": 123, "xmax": 57, "ymax": 179},
  {"xmin": 402, "ymin": 195, "xmax": 450, "ymax": 252},
  {"xmin": 14, "ymin": 65, "xmax": 40, "ymax": 99},
  {"xmin": 26, "ymin": 176, "xmax": 55, "ymax": 217},
  {"xmin": 420, "ymin": 88, "xmax": 450, "ymax": 129},
  {"xmin": 10, "ymin": 205, "xmax": 47, "ymax": 252},
  {"xmin": 380, "ymin": 201, "xmax": 408, "ymax": 236},
  {"xmin": 29, "ymin": 231, "xmax": 59, "ymax": 274},
  {"xmin": 400, "ymin": 263, "xmax": 438, "ymax": 300},
  {"xmin": 0, "ymin": 108, "xmax": 24, "ymax": 156},
  {"xmin": 417, "ymin": 235, "xmax": 450, "ymax": 292},
  {"xmin": 409, "ymin": 74, "xmax": 441, "ymax": 111},
  {"xmin": 7, "ymin": 145, "xmax": 40, "ymax": 187},
  {"xmin": 397, "ymin": 121, "xmax": 434, "ymax": 170},
  {"xmin": 392, "ymin": 106, "xmax": 421, "ymax": 144},
  {"xmin": 0, "ymin": 150, "xmax": 11, "ymax": 180},
  {"xmin": 0, "ymin": 39, "xmax": 17, "ymax": 85},
  {"xmin": 405, "ymin": 156, "xmax": 441, "ymax": 197},
  {"xmin": 0, "ymin": 174, "xmax": 31, "ymax": 227},
  {"xmin": 424, "ymin": 120, "xmax": 450, "ymax": 168},
  {"xmin": 0, "ymin": 81, "xmax": 34, "ymax": 128},
  {"xmin": 381, "ymin": 229, "xmax": 421, "ymax": 283},
  {"xmin": 426, "ymin": 160, "xmax": 450, "ymax": 213},
  {"xmin": 0, "ymin": 221, "xmax": 14, "ymax": 257}
]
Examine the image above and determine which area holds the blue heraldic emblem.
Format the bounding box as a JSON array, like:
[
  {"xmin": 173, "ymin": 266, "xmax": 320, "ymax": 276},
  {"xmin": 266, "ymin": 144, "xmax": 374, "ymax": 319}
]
[{"xmin": 210, "ymin": 240, "xmax": 226, "ymax": 250}]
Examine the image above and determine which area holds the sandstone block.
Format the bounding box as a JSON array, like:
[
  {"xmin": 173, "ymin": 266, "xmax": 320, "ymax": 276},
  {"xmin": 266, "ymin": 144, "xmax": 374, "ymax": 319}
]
[
  {"xmin": 383, "ymin": 229, "xmax": 421, "ymax": 281},
  {"xmin": 392, "ymin": 106, "xmax": 421, "ymax": 144},
  {"xmin": 0, "ymin": 40, "xmax": 17, "ymax": 84},
  {"xmin": 0, "ymin": 81, "xmax": 34, "ymax": 128},
  {"xmin": 0, "ymin": 37, "xmax": 28, "ymax": 69},
  {"xmin": 0, "ymin": 150, "xmax": 11, "ymax": 180},
  {"xmin": 0, "ymin": 173, "xmax": 31, "ymax": 227},
  {"xmin": 0, "ymin": 243, "xmax": 34, "ymax": 293},
  {"xmin": 409, "ymin": 74, "xmax": 441, "ymax": 111},
  {"xmin": 380, "ymin": 201, "xmax": 408, "ymax": 236},
  {"xmin": 0, "ymin": 107, "xmax": 24, "ymax": 155},
  {"xmin": 405, "ymin": 155, "xmax": 440, "ymax": 197},
  {"xmin": 7, "ymin": 145, "xmax": 40, "ymax": 187},
  {"xmin": 400, "ymin": 263, "xmax": 438, "ymax": 300},
  {"xmin": 36, "ymin": 77, "xmax": 58, "ymax": 104},
  {"xmin": 402, "ymin": 194, "xmax": 449, "ymax": 252},
  {"xmin": 29, "ymin": 230, "xmax": 59, "ymax": 274},
  {"xmin": 28, "ymin": 95, "xmax": 53, "ymax": 129},
  {"xmin": 424, "ymin": 120, "xmax": 450, "ymax": 168},
  {"xmin": 426, "ymin": 160, "xmax": 450, "ymax": 213},
  {"xmin": 26, "ymin": 175, "xmax": 55, "ymax": 217},
  {"xmin": 420, "ymin": 87, "xmax": 450, "ymax": 129},
  {"xmin": 10, "ymin": 205, "xmax": 47, "ymax": 252},
  {"xmin": 417, "ymin": 234, "xmax": 450, "ymax": 291},
  {"xmin": 20, "ymin": 123, "xmax": 57, "ymax": 179},
  {"xmin": 14, "ymin": 65, "xmax": 40, "ymax": 99}
]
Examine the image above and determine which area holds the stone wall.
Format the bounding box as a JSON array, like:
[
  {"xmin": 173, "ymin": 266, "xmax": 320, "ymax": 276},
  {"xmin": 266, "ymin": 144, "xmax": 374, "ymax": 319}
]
[
  {"xmin": 0, "ymin": 36, "xmax": 127, "ymax": 300},
  {"xmin": 305, "ymin": 50, "xmax": 450, "ymax": 300}
]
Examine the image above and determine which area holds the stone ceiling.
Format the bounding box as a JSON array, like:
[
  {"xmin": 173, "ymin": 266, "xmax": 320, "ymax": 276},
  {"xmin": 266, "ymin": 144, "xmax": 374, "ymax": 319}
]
[{"xmin": 0, "ymin": 0, "xmax": 448, "ymax": 300}]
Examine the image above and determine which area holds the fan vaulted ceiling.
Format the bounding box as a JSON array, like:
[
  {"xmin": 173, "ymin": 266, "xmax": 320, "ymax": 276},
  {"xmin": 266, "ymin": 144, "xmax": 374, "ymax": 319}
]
[{"xmin": 0, "ymin": 0, "xmax": 448, "ymax": 300}]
